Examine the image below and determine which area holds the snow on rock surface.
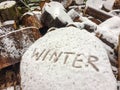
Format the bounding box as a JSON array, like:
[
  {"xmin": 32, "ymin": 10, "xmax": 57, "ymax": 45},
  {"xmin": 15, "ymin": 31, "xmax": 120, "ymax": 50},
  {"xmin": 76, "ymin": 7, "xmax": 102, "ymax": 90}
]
[
  {"xmin": 102, "ymin": 42, "xmax": 117, "ymax": 67},
  {"xmin": 103, "ymin": 0, "xmax": 115, "ymax": 11},
  {"xmin": 0, "ymin": 27, "xmax": 40, "ymax": 69},
  {"xmin": 41, "ymin": 1, "xmax": 73, "ymax": 28},
  {"xmin": 21, "ymin": 27, "xmax": 117, "ymax": 90},
  {"xmin": 22, "ymin": 11, "xmax": 41, "ymax": 21},
  {"xmin": 67, "ymin": 22, "xmax": 84, "ymax": 29},
  {"xmin": 67, "ymin": 9, "xmax": 80, "ymax": 20},
  {"xmin": 3, "ymin": 85, "xmax": 20, "ymax": 90},
  {"xmin": 95, "ymin": 16, "xmax": 120, "ymax": 49},
  {"xmin": 51, "ymin": 0, "xmax": 73, "ymax": 8},
  {"xmin": 74, "ymin": 0, "xmax": 84, "ymax": 5},
  {"xmin": 109, "ymin": 9, "xmax": 120, "ymax": 17},
  {"xmin": 86, "ymin": 0, "xmax": 105, "ymax": 9},
  {"xmin": 3, "ymin": 20, "xmax": 15, "ymax": 26},
  {"xmin": 0, "ymin": 25, "xmax": 15, "ymax": 36},
  {"xmin": 42, "ymin": 1, "xmax": 65, "ymax": 15},
  {"xmin": 0, "ymin": 1, "xmax": 16, "ymax": 9}
]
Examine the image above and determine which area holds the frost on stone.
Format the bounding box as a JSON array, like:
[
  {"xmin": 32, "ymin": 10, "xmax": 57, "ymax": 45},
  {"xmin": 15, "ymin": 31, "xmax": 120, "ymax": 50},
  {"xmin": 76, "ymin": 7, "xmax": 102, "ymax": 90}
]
[
  {"xmin": 86, "ymin": 0, "xmax": 105, "ymax": 9},
  {"xmin": 109, "ymin": 9, "xmax": 120, "ymax": 17},
  {"xmin": 67, "ymin": 9, "xmax": 80, "ymax": 20},
  {"xmin": 41, "ymin": 1, "xmax": 73, "ymax": 28},
  {"xmin": 51, "ymin": 0, "xmax": 73, "ymax": 8},
  {"xmin": 22, "ymin": 11, "xmax": 41, "ymax": 22},
  {"xmin": 96, "ymin": 16, "xmax": 120, "ymax": 49},
  {"xmin": 21, "ymin": 27, "xmax": 117, "ymax": 90},
  {"xmin": 0, "ymin": 1, "xmax": 16, "ymax": 9},
  {"xmin": 74, "ymin": 0, "xmax": 84, "ymax": 5},
  {"xmin": 103, "ymin": 0, "xmax": 115, "ymax": 11},
  {"xmin": 0, "ymin": 27, "xmax": 40, "ymax": 68}
]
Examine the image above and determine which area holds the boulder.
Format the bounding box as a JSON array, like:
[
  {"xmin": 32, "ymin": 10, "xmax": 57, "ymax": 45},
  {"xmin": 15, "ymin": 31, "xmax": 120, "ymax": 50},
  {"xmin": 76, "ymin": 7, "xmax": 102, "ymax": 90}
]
[
  {"xmin": 95, "ymin": 16, "xmax": 120, "ymax": 50},
  {"xmin": 21, "ymin": 27, "xmax": 117, "ymax": 90},
  {"xmin": 0, "ymin": 26, "xmax": 41, "ymax": 69},
  {"xmin": 103, "ymin": 0, "xmax": 115, "ymax": 11},
  {"xmin": 40, "ymin": 1, "xmax": 73, "ymax": 28}
]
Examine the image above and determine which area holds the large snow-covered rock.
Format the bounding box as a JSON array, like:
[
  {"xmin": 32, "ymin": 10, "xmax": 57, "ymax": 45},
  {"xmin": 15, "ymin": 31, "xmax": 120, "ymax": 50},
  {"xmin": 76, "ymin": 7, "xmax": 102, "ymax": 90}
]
[
  {"xmin": 21, "ymin": 27, "xmax": 117, "ymax": 90},
  {"xmin": 0, "ymin": 26, "xmax": 40, "ymax": 69},
  {"xmin": 96, "ymin": 16, "xmax": 120, "ymax": 49},
  {"xmin": 95, "ymin": 16, "xmax": 120, "ymax": 66},
  {"xmin": 103, "ymin": 0, "xmax": 115, "ymax": 11},
  {"xmin": 22, "ymin": 11, "xmax": 42, "ymax": 22}
]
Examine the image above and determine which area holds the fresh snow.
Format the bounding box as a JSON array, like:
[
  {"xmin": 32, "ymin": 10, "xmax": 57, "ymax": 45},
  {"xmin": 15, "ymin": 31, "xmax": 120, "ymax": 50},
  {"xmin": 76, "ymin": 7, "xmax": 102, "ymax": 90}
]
[
  {"xmin": 21, "ymin": 27, "xmax": 117, "ymax": 90},
  {"xmin": 96, "ymin": 16, "xmax": 120, "ymax": 49},
  {"xmin": 3, "ymin": 85, "xmax": 20, "ymax": 90},
  {"xmin": 3, "ymin": 20, "xmax": 15, "ymax": 26},
  {"xmin": 0, "ymin": 26, "xmax": 38, "ymax": 59},
  {"xmin": 74, "ymin": 0, "xmax": 84, "ymax": 5},
  {"xmin": 22, "ymin": 11, "xmax": 41, "ymax": 21},
  {"xmin": 67, "ymin": 9, "xmax": 80, "ymax": 20},
  {"xmin": 86, "ymin": 0, "xmax": 105, "ymax": 9},
  {"xmin": 109, "ymin": 9, "xmax": 120, "ymax": 17},
  {"xmin": 103, "ymin": 0, "xmax": 115, "ymax": 11},
  {"xmin": 86, "ymin": 0, "xmax": 115, "ymax": 10},
  {"xmin": 0, "ymin": 1, "xmax": 16, "ymax": 9},
  {"xmin": 42, "ymin": 1, "xmax": 73, "ymax": 24}
]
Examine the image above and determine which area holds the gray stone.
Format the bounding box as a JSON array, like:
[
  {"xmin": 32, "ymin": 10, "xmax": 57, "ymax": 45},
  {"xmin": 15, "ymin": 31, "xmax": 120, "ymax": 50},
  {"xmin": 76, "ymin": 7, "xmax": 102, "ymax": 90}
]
[{"xmin": 21, "ymin": 27, "xmax": 117, "ymax": 90}]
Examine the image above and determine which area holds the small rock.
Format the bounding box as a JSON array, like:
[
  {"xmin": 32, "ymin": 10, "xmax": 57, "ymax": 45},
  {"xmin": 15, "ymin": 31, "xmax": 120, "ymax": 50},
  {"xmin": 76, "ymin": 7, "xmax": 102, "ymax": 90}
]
[{"xmin": 40, "ymin": 1, "xmax": 73, "ymax": 28}]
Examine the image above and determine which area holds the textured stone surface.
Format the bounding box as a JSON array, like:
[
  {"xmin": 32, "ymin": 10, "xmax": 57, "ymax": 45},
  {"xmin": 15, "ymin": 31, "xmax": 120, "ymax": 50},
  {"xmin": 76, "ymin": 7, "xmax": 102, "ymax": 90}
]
[
  {"xmin": 21, "ymin": 27, "xmax": 117, "ymax": 90},
  {"xmin": 0, "ymin": 27, "xmax": 40, "ymax": 69}
]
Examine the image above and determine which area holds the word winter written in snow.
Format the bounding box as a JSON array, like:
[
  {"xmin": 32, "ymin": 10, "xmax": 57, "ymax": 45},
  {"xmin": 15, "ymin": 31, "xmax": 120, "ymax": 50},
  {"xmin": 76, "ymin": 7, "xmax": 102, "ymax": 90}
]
[{"xmin": 31, "ymin": 48, "xmax": 99, "ymax": 72}]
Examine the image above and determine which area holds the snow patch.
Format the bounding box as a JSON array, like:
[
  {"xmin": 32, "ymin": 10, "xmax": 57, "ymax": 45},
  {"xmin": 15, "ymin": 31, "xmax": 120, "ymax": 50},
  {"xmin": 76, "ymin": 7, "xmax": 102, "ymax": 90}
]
[
  {"xmin": 22, "ymin": 11, "xmax": 41, "ymax": 21},
  {"xmin": 42, "ymin": 1, "xmax": 73, "ymax": 24},
  {"xmin": 86, "ymin": 0, "xmax": 105, "ymax": 9},
  {"xmin": 74, "ymin": 0, "xmax": 84, "ymax": 5},
  {"xmin": 103, "ymin": 0, "xmax": 115, "ymax": 11},
  {"xmin": 0, "ymin": 1, "xmax": 16, "ymax": 9},
  {"xmin": 96, "ymin": 16, "xmax": 120, "ymax": 49},
  {"xmin": 3, "ymin": 20, "xmax": 15, "ymax": 26}
]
